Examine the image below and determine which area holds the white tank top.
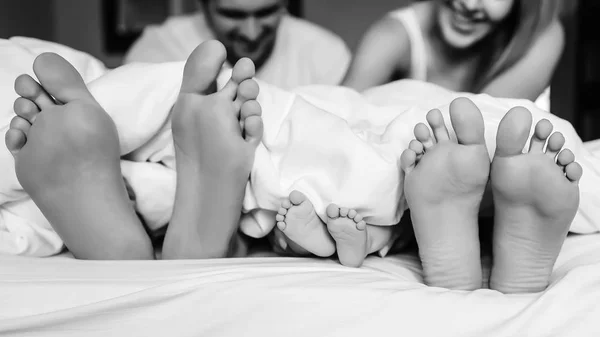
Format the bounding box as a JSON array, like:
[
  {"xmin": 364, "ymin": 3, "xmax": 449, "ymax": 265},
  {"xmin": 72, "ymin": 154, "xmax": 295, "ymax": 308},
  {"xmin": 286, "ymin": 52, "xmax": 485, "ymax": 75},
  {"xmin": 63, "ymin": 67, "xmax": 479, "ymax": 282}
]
[{"xmin": 388, "ymin": 7, "xmax": 428, "ymax": 82}]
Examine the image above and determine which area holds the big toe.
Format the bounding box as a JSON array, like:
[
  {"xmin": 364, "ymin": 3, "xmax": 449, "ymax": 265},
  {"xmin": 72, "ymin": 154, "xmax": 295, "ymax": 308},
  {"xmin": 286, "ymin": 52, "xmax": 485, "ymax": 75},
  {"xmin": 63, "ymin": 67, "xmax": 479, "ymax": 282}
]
[
  {"xmin": 181, "ymin": 40, "xmax": 227, "ymax": 95},
  {"xmin": 495, "ymin": 106, "xmax": 533, "ymax": 157},
  {"xmin": 289, "ymin": 190, "xmax": 307, "ymax": 206},
  {"xmin": 32, "ymin": 53, "xmax": 94, "ymax": 103},
  {"xmin": 449, "ymin": 97, "xmax": 485, "ymax": 145},
  {"xmin": 326, "ymin": 204, "xmax": 341, "ymax": 219}
]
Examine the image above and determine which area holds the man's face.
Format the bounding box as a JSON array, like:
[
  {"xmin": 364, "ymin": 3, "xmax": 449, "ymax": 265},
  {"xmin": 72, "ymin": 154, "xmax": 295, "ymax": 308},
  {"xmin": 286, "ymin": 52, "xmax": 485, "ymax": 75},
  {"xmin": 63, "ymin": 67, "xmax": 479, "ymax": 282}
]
[{"xmin": 203, "ymin": 0, "xmax": 286, "ymax": 69}]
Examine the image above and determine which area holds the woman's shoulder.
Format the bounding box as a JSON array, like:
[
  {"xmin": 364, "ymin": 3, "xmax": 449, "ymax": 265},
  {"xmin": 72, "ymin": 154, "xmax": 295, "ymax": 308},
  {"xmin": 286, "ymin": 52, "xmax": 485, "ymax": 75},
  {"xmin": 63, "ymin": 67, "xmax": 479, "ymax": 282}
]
[
  {"xmin": 367, "ymin": 7, "xmax": 413, "ymax": 45},
  {"xmin": 388, "ymin": 2, "xmax": 432, "ymax": 19},
  {"xmin": 381, "ymin": 2, "xmax": 434, "ymax": 43},
  {"xmin": 364, "ymin": 14, "xmax": 412, "ymax": 69},
  {"xmin": 525, "ymin": 18, "xmax": 564, "ymax": 57},
  {"xmin": 543, "ymin": 19, "xmax": 564, "ymax": 42}
]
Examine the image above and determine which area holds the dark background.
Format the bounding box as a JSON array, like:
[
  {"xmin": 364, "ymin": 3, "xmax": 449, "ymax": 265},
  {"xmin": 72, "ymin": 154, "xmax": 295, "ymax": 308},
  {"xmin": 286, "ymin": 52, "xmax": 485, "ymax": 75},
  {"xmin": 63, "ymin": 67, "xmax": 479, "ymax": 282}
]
[{"xmin": 1, "ymin": 0, "xmax": 597, "ymax": 141}]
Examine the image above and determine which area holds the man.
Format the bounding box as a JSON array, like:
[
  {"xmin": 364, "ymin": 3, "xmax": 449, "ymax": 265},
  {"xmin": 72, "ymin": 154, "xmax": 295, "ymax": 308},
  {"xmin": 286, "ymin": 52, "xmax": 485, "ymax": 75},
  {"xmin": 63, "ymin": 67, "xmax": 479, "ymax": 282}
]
[{"xmin": 124, "ymin": 0, "xmax": 351, "ymax": 89}]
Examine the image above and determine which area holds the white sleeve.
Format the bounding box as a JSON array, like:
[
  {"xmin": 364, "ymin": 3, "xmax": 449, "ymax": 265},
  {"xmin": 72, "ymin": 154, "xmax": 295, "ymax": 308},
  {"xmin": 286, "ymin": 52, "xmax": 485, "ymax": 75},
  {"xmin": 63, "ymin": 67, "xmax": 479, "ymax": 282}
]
[
  {"xmin": 124, "ymin": 28, "xmax": 176, "ymax": 64},
  {"xmin": 313, "ymin": 37, "xmax": 352, "ymax": 85}
]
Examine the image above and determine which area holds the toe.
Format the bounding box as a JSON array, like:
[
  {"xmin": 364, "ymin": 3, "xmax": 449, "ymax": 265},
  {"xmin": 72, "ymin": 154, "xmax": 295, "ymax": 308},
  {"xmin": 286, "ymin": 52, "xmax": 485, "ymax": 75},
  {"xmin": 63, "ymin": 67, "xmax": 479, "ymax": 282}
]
[
  {"xmin": 10, "ymin": 116, "xmax": 31, "ymax": 134},
  {"xmin": 232, "ymin": 58, "xmax": 256, "ymax": 83},
  {"xmin": 181, "ymin": 40, "xmax": 226, "ymax": 95},
  {"xmin": 356, "ymin": 220, "xmax": 367, "ymax": 231},
  {"xmin": 557, "ymin": 149, "xmax": 575, "ymax": 168},
  {"xmin": 354, "ymin": 214, "xmax": 364, "ymax": 222},
  {"xmin": 243, "ymin": 115, "xmax": 263, "ymax": 147},
  {"xmin": 339, "ymin": 207, "xmax": 349, "ymax": 217},
  {"xmin": 241, "ymin": 100, "xmax": 262, "ymax": 119},
  {"xmin": 545, "ymin": 132, "xmax": 565, "ymax": 159},
  {"xmin": 414, "ymin": 123, "xmax": 434, "ymax": 150},
  {"xmin": 348, "ymin": 209, "xmax": 357, "ymax": 219},
  {"xmin": 240, "ymin": 100, "xmax": 262, "ymax": 133},
  {"xmin": 409, "ymin": 139, "xmax": 424, "ymax": 155},
  {"xmin": 495, "ymin": 106, "xmax": 533, "ymax": 157},
  {"xmin": 221, "ymin": 58, "xmax": 256, "ymax": 99},
  {"xmin": 275, "ymin": 214, "xmax": 285, "ymax": 222},
  {"xmin": 281, "ymin": 199, "xmax": 291, "ymax": 209},
  {"xmin": 14, "ymin": 74, "xmax": 55, "ymax": 110},
  {"xmin": 14, "ymin": 97, "xmax": 40, "ymax": 124},
  {"xmin": 326, "ymin": 203, "xmax": 341, "ymax": 219},
  {"xmin": 401, "ymin": 149, "xmax": 417, "ymax": 174},
  {"xmin": 5, "ymin": 128, "xmax": 27, "ymax": 154},
  {"xmin": 32, "ymin": 53, "xmax": 95, "ymax": 103},
  {"xmin": 450, "ymin": 97, "xmax": 485, "ymax": 146},
  {"xmin": 234, "ymin": 79, "xmax": 260, "ymax": 109},
  {"xmin": 277, "ymin": 207, "xmax": 287, "ymax": 215},
  {"xmin": 529, "ymin": 119, "xmax": 553, "ymax": 153},
  {"xmin": 277, "ymin": 221, "xmax": 287, "ymax": 231},
  {"xmin": 289, "ymin": 190, "xmax": 307, "ymax": 206},
  {"xmin": 426, "ymin": 109, "xmax": 450, "ymax": 142},
  {"xmin": 565, "ymin": 162, "xmax": 583, "ymax": 183}
]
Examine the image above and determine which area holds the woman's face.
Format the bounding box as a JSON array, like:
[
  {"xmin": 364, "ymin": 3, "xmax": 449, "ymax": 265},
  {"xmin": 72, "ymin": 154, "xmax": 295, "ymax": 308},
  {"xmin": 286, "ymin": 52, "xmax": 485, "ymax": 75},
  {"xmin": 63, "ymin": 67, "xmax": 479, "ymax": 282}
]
[{"xmin": 436, "ymin": 0, "xmax": 515, "ymax": 49}]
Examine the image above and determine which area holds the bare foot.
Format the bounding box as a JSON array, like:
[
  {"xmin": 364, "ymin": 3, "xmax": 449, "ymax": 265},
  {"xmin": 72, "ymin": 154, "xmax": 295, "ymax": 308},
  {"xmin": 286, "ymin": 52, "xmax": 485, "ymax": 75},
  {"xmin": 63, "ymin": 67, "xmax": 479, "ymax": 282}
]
[
  {"xmin": 275, "ymin": 190, "xmax": 335, "ymax": 257},
  {"xmin": 326, "ymin": 204, "xmax": 367, "ymax": 267},
  {"xmin": 490, "ymin": 107, "xmax": 582, "ymax": 294},
  {"xmin": 162, "ymin": 40, "xmax": 263, "ymax": 259},
  {"xmin": 401, "ymin": 97, "xmax": 489, "ymax": 290},
  {"xmin": 6, "ymin": 53, "xmax": 152, "ymax": 260}
]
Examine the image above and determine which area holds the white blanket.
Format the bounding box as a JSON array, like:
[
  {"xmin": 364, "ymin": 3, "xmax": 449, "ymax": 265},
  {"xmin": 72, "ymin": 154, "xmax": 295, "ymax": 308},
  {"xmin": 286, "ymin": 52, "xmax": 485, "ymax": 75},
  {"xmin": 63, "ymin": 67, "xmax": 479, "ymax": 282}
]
[
  {"xmin": 1, "ymin": 233, "xmax": 600, "ymax": 336},
  {"xmin": 1, "ymin": 37, "xmax": 600, "ymax": 256}
]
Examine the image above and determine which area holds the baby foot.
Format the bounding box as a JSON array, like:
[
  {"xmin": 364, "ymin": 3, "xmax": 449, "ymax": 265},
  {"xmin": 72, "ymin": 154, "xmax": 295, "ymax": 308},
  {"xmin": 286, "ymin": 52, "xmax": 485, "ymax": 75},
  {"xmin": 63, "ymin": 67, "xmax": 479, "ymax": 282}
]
[
  {"xmin": 275, "ymin": 190, "xmax": 336, "ymax": 257},
  {"xmin": 163, "ymin": 40, "xmax": 264, "ymax": 259},
  {"xmin": 401, "ymin": 97, "xmax": 489, "ymax": 290},
  {"xmin": 490, "ymin": 107, "xmax": 582, "ymax": 294},
  {"xmin": 326, "ymin": 204, "xmax": 367, "ymax": 267},
  {"xmin": 6, "ymin": 53, "xmax": 151, "ymax": 260}
]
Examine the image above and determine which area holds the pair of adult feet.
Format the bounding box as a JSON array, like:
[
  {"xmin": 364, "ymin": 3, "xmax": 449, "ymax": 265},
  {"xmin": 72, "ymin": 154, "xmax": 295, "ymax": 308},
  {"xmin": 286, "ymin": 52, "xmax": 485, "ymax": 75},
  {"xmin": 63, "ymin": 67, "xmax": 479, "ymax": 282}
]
[
  {"xmin": 5, "ymin": 41, "xmax": 263, "ymax": 260},
  {"xmin": 272, "ymin": 97, "xmax": 582, "ymax": 294},
  {"xmin": 401, "ymin": 98, "xmax": 582, "ymax": 294}
]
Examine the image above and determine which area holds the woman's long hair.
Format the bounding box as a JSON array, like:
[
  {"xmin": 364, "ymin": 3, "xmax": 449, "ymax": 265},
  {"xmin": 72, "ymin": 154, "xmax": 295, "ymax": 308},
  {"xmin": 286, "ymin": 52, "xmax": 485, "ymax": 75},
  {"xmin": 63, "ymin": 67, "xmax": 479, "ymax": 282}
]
[{"xmin": 474, "ymin": 0, "xmax": 561, "ymax": 91}]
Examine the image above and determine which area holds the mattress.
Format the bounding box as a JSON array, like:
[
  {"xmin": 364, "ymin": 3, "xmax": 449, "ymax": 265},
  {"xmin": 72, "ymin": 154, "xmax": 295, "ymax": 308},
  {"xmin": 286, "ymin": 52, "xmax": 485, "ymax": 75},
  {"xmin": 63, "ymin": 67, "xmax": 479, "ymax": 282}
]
[{"xmin": 1, "ymin": 233, "xmax": 599, "ymax": 336}]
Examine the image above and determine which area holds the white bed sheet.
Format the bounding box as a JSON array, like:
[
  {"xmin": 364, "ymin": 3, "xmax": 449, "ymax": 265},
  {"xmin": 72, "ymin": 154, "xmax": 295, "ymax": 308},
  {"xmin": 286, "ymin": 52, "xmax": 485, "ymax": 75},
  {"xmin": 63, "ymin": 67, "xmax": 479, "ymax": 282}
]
[
  {"xmin": 1, "ymin": 233, "xmax": 599, "ymax": 337},
  {"xmin": 3, "ymin": 37, "xmax": 600, "ymax": 258}
]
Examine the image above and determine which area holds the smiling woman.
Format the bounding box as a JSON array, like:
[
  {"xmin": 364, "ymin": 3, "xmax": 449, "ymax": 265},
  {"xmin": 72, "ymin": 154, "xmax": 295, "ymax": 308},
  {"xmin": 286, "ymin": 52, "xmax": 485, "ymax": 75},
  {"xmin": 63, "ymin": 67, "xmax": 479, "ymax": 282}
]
[{"xmin": 343, "ymin": 0, "xmax": 563, "ymax": 103}]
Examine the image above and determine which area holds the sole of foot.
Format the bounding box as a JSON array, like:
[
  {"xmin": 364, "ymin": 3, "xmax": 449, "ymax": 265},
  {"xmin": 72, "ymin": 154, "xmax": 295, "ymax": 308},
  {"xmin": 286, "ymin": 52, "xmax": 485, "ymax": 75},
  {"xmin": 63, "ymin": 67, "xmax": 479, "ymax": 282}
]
[
  {"xmin": 6, "ymin": 53, "xmax": 152, "ymax": 259},
  {"xmin": 275, "ymin": 190, "xmax": 336, "ymax": 257},
  {"xmin": 489, "ymin": 107, "xmax": 582, "ymax": 294},
  {"xmin": 162, "ymin": 40, "xmax": 264, "ymax": 259},
  {"xmin": 400, "ymin": 97, "xmax": 489, "ymax": 290},
  {"xmin": 325, "ymin": 204, "xmax": 367, "ymax": 267}
]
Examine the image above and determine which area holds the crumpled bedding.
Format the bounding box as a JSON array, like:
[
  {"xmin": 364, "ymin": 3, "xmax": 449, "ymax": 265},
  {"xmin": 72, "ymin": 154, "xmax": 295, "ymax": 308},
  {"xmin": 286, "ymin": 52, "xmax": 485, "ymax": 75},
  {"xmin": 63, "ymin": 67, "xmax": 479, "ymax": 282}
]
[
  {"xmin": 1, "ymin": 37, "xmax": 599, "ymax": 256},
  {"xmin": 1, "ymin": 233, "xmax": 600, "ymax": 336}
]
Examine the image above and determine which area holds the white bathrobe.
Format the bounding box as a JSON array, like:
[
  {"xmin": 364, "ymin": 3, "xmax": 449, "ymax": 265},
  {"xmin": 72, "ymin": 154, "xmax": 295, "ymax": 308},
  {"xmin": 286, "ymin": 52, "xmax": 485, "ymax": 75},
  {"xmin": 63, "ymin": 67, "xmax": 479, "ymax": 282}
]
[{"xmin": 124, "ymin": 13, "xmax": 351, "ymax": 90}]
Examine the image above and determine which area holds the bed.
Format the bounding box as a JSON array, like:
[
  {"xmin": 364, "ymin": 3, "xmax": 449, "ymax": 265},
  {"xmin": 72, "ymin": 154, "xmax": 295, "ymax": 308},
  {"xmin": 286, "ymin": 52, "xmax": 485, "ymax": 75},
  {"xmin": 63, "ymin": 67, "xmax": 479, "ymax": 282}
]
[
  {"xmin": 1, "ymin": 231, "xmax": 600, "ymax": 336},
  {"xmin": 2, "ymin": 38, "xmax": 600, "ymax": 336}
]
